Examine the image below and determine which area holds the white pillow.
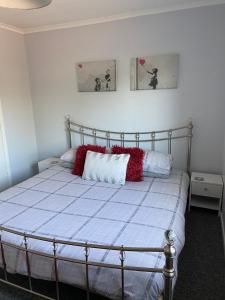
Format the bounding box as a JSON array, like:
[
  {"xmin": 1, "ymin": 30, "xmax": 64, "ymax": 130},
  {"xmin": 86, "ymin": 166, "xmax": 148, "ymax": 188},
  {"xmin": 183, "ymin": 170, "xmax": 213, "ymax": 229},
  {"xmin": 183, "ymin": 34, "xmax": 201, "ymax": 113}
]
[
  {"xmin": 143, "ymin": 151, "xmax": 172, "ymax": 178},
  {"xmin": 82, "ymin": 151, "xmax": 130, "ymax": 185},
  {"xmin": 60, "ymin": 148, "xmax": 76, "ymax": 163}
]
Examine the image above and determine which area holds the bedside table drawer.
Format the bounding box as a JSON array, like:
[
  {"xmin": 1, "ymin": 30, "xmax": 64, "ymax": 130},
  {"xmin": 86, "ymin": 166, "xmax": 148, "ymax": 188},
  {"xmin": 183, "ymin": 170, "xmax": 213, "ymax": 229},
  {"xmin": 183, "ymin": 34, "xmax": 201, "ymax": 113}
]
[{"xmin": 192, "ymin": 182, "xmax": 222, "ymax": 198}]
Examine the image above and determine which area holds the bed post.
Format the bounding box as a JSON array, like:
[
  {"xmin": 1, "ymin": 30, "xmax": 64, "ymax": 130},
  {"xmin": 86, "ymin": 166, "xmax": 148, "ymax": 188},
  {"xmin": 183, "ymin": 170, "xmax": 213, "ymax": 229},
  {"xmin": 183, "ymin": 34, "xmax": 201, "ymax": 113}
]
[
  {"xmin": 187, "ymin": 120, "xmax": 193, "ymax": 176},
  {"xmin": 65, "ymin": 115, "xmax": 72, "ymax": 149},
  {"xmin": 163, "ymin": 230, "xmax": 176, "ymax": 300}
]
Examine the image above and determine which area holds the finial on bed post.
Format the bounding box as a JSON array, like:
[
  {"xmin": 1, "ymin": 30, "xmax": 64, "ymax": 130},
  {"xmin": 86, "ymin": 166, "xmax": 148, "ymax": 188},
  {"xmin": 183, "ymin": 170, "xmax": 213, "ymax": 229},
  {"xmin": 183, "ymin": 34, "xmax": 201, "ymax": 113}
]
[
  {"xmin": 65, "ymin": 115, "xmax": 72, "ymax": 149},
  {"xmin": 187, "ymin": 118, "xmax": 193, "ymax": 176},
  {"xmin": 163, "ymin": 230, "xmax": 176, "ymax": 300}
]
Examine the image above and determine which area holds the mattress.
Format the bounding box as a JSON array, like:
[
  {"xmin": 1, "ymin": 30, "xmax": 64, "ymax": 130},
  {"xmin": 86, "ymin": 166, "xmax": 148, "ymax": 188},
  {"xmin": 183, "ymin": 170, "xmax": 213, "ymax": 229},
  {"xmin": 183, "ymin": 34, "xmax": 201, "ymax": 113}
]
[{"xmin": 0, "ymin": 164, "xmax": 189, "ymax": 300}]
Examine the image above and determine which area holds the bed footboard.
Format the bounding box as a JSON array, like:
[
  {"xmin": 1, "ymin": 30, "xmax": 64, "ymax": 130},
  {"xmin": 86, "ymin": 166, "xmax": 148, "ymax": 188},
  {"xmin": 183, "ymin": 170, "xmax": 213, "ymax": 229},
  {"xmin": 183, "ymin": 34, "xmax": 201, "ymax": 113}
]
[{"xmin": 0, "ymin": 227, "xmax": 176, "ymax": 300}]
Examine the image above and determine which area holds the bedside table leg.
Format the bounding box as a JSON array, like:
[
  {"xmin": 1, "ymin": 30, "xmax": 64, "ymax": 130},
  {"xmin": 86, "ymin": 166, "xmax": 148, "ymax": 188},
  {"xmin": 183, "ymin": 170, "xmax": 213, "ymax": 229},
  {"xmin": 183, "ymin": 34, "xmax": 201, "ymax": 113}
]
[
  {"xmin": 188, "ymin": 187, "xmax": 191, "ymax": 212},
  {"xmin": 218, "ymin": 197, "xmax": 223, "ymax": 217}
]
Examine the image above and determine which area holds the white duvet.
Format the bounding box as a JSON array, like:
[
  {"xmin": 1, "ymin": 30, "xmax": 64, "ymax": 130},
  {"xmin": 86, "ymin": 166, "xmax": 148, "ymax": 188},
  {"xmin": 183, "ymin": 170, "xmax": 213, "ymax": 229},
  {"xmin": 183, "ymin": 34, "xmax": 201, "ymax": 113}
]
[{"xmin": 0, "ymin": 165, "xmax": 189, "ymax": 300}]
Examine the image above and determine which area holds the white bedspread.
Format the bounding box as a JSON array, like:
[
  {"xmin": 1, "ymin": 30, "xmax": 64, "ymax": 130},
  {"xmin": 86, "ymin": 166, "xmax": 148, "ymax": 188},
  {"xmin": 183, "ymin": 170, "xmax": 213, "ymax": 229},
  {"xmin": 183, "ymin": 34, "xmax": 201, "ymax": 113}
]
[{"xmin": 0, "ymin": 165, "xmax": 189, "ymax": 300}]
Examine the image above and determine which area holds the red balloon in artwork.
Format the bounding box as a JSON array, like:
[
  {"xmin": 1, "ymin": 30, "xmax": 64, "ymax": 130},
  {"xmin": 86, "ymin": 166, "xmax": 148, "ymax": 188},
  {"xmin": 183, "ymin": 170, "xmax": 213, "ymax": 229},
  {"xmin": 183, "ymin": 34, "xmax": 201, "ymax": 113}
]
[{"xmin": 139, "ymin": 58, "xmax": 145, "ymax": 66}]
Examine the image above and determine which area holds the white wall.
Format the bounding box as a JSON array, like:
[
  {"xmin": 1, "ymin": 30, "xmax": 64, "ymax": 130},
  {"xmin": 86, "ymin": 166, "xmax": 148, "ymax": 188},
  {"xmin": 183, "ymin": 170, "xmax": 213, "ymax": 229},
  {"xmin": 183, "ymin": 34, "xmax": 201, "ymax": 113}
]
[
  {"xmin": 0, "ymin": 99, "xmax": 11, "ymax": 190},
  {"xmin": 25, "ymin": 4, "xmax": 225, "ymax": 173},
  {"xmin": 0, "ymin": 28, "xmax": 38, "ymax": 185}
]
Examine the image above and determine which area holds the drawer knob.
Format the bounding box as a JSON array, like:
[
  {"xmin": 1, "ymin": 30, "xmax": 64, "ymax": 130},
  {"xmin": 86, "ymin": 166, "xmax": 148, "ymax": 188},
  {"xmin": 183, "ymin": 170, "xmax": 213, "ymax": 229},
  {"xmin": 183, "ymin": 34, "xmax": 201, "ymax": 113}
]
[{"xmin": 204, "ymin": 187, "xmax": 208, "ymax": 191}]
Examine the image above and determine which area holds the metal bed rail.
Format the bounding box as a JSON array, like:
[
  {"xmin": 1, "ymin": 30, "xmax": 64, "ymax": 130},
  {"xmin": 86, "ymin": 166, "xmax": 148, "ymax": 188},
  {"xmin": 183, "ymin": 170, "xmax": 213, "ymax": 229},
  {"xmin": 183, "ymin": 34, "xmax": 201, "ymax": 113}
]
[
  {"xmin": 0, "ymin": 227, "xmax": 175, "ymax": 300},
  {"xmin": 65, "ymin": 116, "xmax": 193, "ymax": 175}
]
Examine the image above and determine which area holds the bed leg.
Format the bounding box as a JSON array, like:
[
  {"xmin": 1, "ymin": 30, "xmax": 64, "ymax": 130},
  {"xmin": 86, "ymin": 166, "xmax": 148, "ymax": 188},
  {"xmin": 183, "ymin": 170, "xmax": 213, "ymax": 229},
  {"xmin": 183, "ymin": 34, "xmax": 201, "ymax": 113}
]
[
  {"xmin": 163, "ymin": 230, "xmax": 176, "ymax": 300},
  {"xmin": 65, "ymin": 115, "xmax": 72, "ymax": 148}
]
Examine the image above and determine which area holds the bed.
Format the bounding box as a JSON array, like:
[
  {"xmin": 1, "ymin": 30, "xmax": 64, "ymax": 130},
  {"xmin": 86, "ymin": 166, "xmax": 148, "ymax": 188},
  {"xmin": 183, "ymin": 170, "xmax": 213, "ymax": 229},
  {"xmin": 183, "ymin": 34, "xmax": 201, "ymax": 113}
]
[{"xmin": 0, "ymin": 117, "xmax": 193, "ymax": 300}]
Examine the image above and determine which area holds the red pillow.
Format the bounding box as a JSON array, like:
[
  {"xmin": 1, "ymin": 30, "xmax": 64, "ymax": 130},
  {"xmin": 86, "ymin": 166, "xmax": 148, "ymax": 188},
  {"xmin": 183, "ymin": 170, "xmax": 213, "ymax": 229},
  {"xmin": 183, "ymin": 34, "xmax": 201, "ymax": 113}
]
[
  {"xmin": 112, "ymin": 146, "xmax": 144, "ymax": 181},
  {"xmin": 72, "ymin": 144, "xmax": 106, "ymax": 176}
]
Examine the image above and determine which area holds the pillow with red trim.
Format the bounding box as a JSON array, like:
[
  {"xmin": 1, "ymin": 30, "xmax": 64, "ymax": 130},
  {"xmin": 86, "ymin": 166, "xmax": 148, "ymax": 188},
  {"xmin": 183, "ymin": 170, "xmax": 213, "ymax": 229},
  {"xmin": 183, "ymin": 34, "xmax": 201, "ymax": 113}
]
[
  {"xmin": 112, "ymin": 146, "xmax": 144, "ymax": 181},
  {"xmin": 72, "ymin": 144, "xmax": 106, "ymax": 176}
]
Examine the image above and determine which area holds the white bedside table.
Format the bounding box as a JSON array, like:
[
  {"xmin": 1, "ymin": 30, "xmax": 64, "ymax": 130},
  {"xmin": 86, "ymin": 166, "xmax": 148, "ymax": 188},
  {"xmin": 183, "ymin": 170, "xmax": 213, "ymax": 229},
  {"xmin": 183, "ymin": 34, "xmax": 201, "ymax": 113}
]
[
  {"xmin": 189, "ymin": 172, "xmax": 224, "ymax": 215},
  {"xmin": 38, "ymin": 157, "xmax": 62, "ymax": 173}
]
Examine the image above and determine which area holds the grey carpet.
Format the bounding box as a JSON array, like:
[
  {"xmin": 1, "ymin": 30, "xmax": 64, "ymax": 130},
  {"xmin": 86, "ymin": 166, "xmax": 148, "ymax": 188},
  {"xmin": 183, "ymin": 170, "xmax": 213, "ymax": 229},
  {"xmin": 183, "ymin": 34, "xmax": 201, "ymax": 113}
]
[
  {"xmin": 174, "ymin": 208, "xmax": 225, "ymax": 300},
  {"xmin": 0, "ymin": 207, "xmax": 224, "ymax": 299}
]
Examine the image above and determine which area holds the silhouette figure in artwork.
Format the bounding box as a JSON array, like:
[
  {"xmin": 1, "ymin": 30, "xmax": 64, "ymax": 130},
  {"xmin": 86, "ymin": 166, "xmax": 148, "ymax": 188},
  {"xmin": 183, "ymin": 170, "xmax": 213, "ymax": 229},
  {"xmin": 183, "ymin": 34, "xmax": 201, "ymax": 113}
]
[
  {"xmin": 105, "ymin": 69, "xmax": 111, "ymax": 91},
  {"xmin": 147, "ymin": 68, "xmax": 158, "ymax": 89},
  {"xmin": 94, "ymin": 78, "xmax": 101, "ymax": 91}
]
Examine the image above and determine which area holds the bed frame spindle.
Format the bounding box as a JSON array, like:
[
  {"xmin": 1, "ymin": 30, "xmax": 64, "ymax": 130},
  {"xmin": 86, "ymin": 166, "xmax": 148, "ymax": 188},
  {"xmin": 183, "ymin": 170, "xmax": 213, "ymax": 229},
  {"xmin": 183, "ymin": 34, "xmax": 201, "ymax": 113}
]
[
  {"xmin": 85, "ymin": 243, "xmax": 90, "ymax": 300},
  {"xmin": 120, "ymin": 133, "xmax": 125, "ymax": 147},
  {"xmin": 66, "ymin": 115, "xmax": 72, "ymax": 149},
  {"xmin": 135, "ymin": 133, "xmax": 140, "ymax": 148},
  {"xmin": 80, "ymin": 126, "xmax": 84, "ymax": 145},
  {"xmin": 151, "ymin": 132, "xmax": 155, "ymax": 150},
  {"xmin": 93, "ymin": 129, "xmax": 97, "ymax": 145},
  {"xmin": 106, "ymin": 131, "xmax": 110, "ymax": 148},
  {"xmin": 24, "ymin": 234, "xmax": 32, "ymax": 291},
  {"xmin": 168, "ymin": 131, "xmax": 172, "ymax": 154},
  {"xmin": 53, "ymin": 240, "xmax": 60, "ymax": 300},
  {"xmin": 120, "ymin": 246, "xmax": 125, "ymax": 300}
]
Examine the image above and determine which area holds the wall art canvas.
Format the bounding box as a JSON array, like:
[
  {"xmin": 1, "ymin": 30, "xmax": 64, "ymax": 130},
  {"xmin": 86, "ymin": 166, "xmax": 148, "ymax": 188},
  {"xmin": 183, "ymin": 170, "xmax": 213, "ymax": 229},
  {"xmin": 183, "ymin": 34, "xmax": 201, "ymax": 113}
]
[
  {"xmin": 76, "ymin": 60, "xmax": 116, "ymax": 92},
  {"xmin": 130, "ymin": 54, "xmax": 179, "ymax": 90}
]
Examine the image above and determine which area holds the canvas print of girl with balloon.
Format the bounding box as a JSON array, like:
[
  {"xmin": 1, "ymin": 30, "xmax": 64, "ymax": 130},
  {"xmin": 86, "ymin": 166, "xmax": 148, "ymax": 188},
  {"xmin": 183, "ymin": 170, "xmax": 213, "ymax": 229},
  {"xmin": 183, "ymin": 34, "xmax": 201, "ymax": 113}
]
[
  {"xmin": 130, "ymin": 54, "xmax": 179, "ymax": 90},
  {"xmin": 76, "ymin": 60, "xmax": 116, "ymax": 92}
]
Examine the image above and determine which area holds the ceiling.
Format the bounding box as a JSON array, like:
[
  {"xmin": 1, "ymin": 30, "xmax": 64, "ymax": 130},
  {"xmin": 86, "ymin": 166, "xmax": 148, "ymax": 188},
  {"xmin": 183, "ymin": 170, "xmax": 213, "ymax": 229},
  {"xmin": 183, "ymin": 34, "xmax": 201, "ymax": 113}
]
[{"xmin": 0, "ymin": 0, "xmax": 224, "ymax": 34}]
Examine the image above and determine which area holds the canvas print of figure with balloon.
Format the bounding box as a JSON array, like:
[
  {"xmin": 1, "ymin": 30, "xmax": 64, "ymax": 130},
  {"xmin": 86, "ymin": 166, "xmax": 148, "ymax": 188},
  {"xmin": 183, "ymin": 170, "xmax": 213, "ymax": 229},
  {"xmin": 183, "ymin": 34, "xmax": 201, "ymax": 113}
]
[
  {"xmin": 76, "ymin": 60, "xmax": 116, "ymax": 92},
  {"xmin": 130, "ymin": 54, "xmax": 179, "ymax": 90}
]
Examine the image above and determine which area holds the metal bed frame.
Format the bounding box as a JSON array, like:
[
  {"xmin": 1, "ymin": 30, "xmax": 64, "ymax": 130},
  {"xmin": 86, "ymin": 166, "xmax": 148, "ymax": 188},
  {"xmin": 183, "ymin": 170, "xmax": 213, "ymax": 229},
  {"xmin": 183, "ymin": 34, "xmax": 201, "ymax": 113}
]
[{"xmin": 0, "ymin": 116, "xmax": 193, "ymax": 300}]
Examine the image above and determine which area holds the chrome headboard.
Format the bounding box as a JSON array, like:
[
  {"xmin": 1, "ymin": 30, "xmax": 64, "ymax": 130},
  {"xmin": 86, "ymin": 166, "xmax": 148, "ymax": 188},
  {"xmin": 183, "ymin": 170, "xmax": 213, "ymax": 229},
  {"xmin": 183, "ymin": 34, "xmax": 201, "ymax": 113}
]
[{"xmin": 65, "ymin": 115, "xmax": 193, "ymax": 175}]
